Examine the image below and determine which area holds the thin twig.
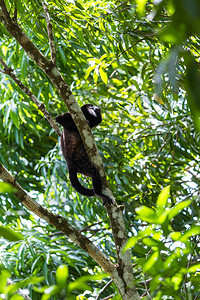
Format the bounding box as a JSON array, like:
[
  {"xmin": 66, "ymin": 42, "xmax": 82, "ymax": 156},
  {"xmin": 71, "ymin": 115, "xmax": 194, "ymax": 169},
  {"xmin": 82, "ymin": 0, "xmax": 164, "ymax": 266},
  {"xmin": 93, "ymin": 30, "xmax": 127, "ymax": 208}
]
[
  {"xmin": 130, "ymin": 131, "xmax": 167, "ymax": 141},
  {"xmin": 96, "ymin": 279, "xmax": 113, "ymax": 300},
  {"xmin": 102, "ymin": 295, "xmax": 115, "ymax": 300},
  {"xmin": 79, "ymin": 221, "xmax": 102, "ymax": 232},
  {"xmin": 113, "ymin": 1, "xmax": 129, "ymax": 11},
  {"xmin": 156, "ymin": 133, "xmax": 170, "ymax": 159},
  {"xmin": 106, "ymin": 38, "xmax": 145, "ymax": 69},
  {"xmin": 115, "ymin": 7, "xmax": 130, "ymax": 13},
  {"xmin": 163, "ymin": 131, "xmax": 179, "ymax": 177},
  {"xmin": 0, "ymin": 57, "xmax": 61, "ymax": 136},
  {"xmin": 41, "ymin": 0, "xmax": 56, "ymax": 64},
  {"xmin": 142, "ymin": 275, "xmax": 152, "ymax": 300}
]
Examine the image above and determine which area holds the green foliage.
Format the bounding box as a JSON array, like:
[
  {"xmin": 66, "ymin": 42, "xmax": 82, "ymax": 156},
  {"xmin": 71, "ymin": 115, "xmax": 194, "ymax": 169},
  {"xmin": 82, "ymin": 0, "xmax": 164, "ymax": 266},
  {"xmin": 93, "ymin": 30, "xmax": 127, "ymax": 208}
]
[
  {"xmin": 125, "ymin": 187, "xmax": 200, "ymax": 298},
  {"xmin": 0, "ymin": 226, "xmax": 24, "ymax": 241},
  {"xmin": 0, "ymin": 228, "xmax": 113, "ymax": 299},
  {"xmin": 0, "ymin": 0, "xmax": 200, "ymax": 298},
  {"xmin": 0, "ymin": 267, "xmax": 108, "ymax": 299},
  {"xmin": 0, "ymin": 269, "xmax": 44, "ymax": 300}
]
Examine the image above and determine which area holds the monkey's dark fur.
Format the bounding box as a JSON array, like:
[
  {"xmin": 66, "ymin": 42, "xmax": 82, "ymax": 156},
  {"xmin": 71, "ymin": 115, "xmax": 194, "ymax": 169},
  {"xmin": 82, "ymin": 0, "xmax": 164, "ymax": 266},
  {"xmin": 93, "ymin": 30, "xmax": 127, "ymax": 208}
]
[{"xmin": 56, "ymin": 104, "xmax": 112, "ymax": 204}]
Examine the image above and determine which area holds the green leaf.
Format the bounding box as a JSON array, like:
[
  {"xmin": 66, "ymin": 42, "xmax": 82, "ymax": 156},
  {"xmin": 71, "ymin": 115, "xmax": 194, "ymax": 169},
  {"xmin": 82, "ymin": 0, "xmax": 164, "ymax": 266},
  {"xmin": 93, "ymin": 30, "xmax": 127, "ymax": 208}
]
[
  {"xmin": 41, "ymin": 285, "xmax": 59, "ymax": 300},
  {"xmin": 0, "ymin": 270, "xmax": 10, "ymax": 293},
  {"xmin": 136, "ymin": 0, "xmax": 148, "ymax": 15},
  {"xmin": 143, "ymin": 251, "xmax": 159, "ymax": 272},
  {"xmin": 170, "ymin": 231, "xmax": 182, "ymax": 241},
  {"xmin": 135, "ymin": 206, "xmax": 157, "ymax": 223},
  {"xmin": 68, "ymin": 281, "xmax": 91, "ymax": 293},
  {"xmin": 56, "ymin": 265, "xmax": 68, "ymax": 289},
  {"xmin": 0, "ymin": 226, "xmax": 24, "ymax": 241},
  {"xmin": 123, "ymin": 236, "xmax": 138, "ymax": 252},
  {"xmin": 156, "ymin": 185, "xmax": 170, "ymax": 212},
  {"xmin": 168, "ymin": 199, "xmax": 193, "ymax": 220},
  {"xmin": 99, "ymin": 67, "xmax": 108, "ymax": 84},
  {"xmin": 68, "ymin": 273, "xmax": 108, "ymax": 293},
  {"xmin": 142, "ymin": 237, "xmax": 166, "ymax": 250},
  {"xmin": 188, "ymin": 263, "xmax": 200, "ymax": 273},
  {"xmin": 0, "ymin": 182, "xmax": 16, "ymax": 193},
  {"xmin": 8, "ymin": 276, "xmax": 44, "ymax": 292},
  {"xmin": 58, "ymin": 47, "xmax": 66, "ymax": 66},
  {"xmin": 84, "ymin": 65, "xmax": 96, "ymax": 80},
  {"xmin": 179, "ymin": 225, "xmax": 200, "ymax": 243},
  {"xmin": 93, "ymin": 68, "xmax": 98, "ymax": 83}
]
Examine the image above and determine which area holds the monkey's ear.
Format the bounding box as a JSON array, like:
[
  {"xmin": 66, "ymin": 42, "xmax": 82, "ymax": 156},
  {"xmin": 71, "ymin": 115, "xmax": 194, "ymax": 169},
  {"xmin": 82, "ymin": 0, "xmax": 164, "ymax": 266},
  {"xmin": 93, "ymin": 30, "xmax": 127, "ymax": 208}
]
[{"xmin": 55, "ymin": 113, "xmax": 73, "ymax": 127}]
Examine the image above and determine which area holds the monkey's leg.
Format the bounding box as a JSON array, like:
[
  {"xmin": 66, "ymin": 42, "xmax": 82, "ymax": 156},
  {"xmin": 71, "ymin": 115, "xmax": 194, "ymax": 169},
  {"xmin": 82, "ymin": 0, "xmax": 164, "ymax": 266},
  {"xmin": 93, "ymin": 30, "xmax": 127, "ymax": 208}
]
[{"xmin": 92, "ymin": 169, "xmax": 113, "ymax": 204}]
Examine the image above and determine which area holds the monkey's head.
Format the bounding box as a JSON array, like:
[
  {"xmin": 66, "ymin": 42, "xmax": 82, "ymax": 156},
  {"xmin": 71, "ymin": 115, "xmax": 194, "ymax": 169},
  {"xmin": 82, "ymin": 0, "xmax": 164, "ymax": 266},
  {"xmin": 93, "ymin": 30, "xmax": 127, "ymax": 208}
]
[
  {"xmin": 55, "ymin": 104, "xmax": 102, "ymax": 129},
  {"xmin": 81, "ymin": 104, "xmax": 102, "ymax": 128}
]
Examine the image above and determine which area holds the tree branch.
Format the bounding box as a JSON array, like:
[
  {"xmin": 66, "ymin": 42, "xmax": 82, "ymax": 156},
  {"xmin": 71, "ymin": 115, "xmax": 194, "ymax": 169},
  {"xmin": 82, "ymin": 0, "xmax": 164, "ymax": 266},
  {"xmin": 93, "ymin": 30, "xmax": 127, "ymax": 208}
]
[
  {"xmin": 41, "ymin": 0, "xmax": 56, "ymax": 65},
  {"xmin": 0, "ymin": 163, "xmax": 140, "ymax": 299},
  {"xmin": 0, "ymin": 57, "xmax": 61, "ymax": 137},
  {"xmin": 0, "ymin": 163, "xmax": 114, "ymax": 274}
]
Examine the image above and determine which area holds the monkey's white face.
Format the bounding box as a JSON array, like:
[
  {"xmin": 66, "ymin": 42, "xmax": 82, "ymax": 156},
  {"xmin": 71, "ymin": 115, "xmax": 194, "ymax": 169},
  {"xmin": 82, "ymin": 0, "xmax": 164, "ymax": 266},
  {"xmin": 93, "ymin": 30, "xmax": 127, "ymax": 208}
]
[{"xmin": 87, "ymin": 105, "xmax": 101, "ymax": 117}]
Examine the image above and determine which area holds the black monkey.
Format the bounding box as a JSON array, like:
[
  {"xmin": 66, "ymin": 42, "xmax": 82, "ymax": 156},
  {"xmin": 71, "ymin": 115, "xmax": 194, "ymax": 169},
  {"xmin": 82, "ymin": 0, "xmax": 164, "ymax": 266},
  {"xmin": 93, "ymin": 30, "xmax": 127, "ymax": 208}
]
[{"xmin": 55, "ymin": 104, "xmax": 112, "ymax": 204}]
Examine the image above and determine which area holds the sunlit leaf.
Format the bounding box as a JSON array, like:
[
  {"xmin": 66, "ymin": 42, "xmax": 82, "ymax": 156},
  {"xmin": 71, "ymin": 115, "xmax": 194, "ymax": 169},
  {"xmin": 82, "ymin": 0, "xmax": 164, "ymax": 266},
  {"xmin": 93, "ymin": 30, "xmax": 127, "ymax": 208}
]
[
  {"xmin": 179, "ymin": 226, "xmax": 200, "ymax": 243},
  {"xmin": 0, "ymin": 270, "xmax": 10, "ymax": 292},
  {"xmin": 136, "ymin": 0, "xmax": 148, "ymax": 15},
  {"xmin": 143, "ymin": 251, "xmax": 159, "ymax": 272},
  {"xmin": 156, "ymin": 185, "xmax": 170, "ymax": 212},
  {"xmin": 56, "ymin": 265, "xmax": 68, "ymax": 289},
  {"xmin": 188, "ymin": 264, "xmax": 200, "ymax": 273},
  {"xmin": 123, "ymin": 236, "xmax": 138, "ymax": 252},
  {"xmin": 99, "ymin": 67, "xmax": 108, "ymax": 84},
  {"xmin": 0, "ymin": 182, "xmax": 16, "ymax": 193},
  {"xmin": 168, "ymin": 200, "xmax": 193, "ymax": 220},
  {"xmin": 136, "ymin": 206, "xmax": 157, "ymax": 223},
  {"xmin": 0, "ymin": 226, "xmax": 24, "ymax": 241}
]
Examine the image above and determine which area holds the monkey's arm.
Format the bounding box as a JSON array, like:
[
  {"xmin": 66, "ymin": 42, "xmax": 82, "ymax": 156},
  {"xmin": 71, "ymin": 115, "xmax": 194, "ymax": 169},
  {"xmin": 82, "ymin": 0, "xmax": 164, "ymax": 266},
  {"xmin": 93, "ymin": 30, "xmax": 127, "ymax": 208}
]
[
  {"xmin": 69, "ymin": 169, "xmax": 95, "ymax": 197},
  {"xmin": 56, "ymin": 113, "xmax": 76, "ymax": 130},
  {"xmin": 56, "ymin": 112, "xmax": 91, "ymax": 131}
]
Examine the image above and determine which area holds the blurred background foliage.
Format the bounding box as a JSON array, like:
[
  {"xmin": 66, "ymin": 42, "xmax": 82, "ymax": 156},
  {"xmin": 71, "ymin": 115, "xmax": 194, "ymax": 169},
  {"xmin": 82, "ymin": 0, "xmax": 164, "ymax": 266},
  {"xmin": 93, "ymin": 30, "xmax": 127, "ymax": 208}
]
[{"xmin": 0, "ymin": 0, "xmax": 200, "ymax": 299}]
